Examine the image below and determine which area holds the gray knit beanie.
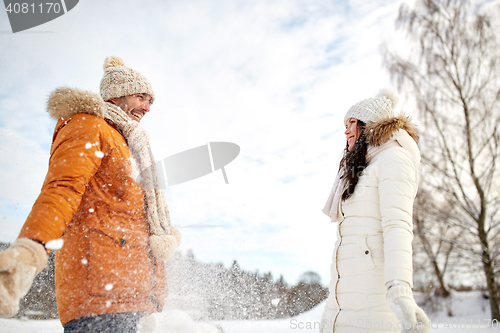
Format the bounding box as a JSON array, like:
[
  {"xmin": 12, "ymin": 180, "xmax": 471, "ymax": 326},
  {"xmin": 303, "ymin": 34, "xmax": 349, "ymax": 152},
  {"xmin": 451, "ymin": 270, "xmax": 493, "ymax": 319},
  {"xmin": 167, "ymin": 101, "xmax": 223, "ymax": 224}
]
[
  {"xmin": 99, "ymin": 56, "xmax": 155, "ymax": 103},
  {"xmin": 344, "ymin": 88, "xmax": 399, "ymax": 125}
]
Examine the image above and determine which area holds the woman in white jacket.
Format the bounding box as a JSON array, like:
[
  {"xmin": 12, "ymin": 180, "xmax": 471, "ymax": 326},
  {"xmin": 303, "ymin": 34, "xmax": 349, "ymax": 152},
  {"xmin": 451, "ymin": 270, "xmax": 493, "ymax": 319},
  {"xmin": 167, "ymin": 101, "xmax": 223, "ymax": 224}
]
[{"xmin": 320, "ymin": 89, "xmax": 429, "ymax": 333}]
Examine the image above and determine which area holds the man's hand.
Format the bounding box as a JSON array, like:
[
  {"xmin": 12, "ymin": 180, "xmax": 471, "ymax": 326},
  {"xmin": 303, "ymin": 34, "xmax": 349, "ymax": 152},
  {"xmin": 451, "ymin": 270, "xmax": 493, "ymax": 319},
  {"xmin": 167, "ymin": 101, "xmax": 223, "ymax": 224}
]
[
  {"xmin": 0, "ymin": 238, "xmax": 48, "ymax": 317},
  {"xmin": 149, "ymin": 227, "xmax": 182, "ymax": 261}
]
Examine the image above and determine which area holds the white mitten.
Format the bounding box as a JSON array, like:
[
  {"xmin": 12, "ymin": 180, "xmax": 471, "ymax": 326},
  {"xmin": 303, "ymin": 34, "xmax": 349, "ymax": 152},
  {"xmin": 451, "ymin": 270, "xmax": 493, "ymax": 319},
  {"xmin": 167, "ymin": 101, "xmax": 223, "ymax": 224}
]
[
  {"xmin": 149, "ymin": 227, "xmax": 182, "ymax": 261},
  {"xmin": 0, "ymin": 238, "xmax": 48, "ymax": 318},
  {"xmin": 386, "ymin": 281, "xmax": 430, "ymax": 333}
]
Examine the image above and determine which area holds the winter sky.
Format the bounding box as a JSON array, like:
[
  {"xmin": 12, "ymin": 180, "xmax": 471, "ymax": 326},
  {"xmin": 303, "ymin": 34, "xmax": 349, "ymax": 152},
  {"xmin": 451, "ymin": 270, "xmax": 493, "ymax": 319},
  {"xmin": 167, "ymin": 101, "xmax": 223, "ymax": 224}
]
[{"xmin": 0, "ymin": 0, "xmax": 416, "ymax": 284}]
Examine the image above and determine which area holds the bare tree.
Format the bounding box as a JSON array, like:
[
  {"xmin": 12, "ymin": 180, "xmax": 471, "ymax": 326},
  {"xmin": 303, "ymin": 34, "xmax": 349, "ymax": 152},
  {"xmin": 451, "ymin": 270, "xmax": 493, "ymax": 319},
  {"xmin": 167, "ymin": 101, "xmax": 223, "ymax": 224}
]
[
  {"xmin": 413, "ymin": 190, "xmax": 454, "ymax": 298},
  {"xmin": 383, "ymin": 0, "xmax": 500, "ymax": 320}
]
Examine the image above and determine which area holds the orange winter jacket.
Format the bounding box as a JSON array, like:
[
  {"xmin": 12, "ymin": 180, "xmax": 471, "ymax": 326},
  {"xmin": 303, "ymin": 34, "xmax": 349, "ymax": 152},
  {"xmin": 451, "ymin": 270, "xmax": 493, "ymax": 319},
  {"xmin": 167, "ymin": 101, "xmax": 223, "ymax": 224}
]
[{"xmin": 18, "ymin": 88, "xmax": 166, "ymax": 325}]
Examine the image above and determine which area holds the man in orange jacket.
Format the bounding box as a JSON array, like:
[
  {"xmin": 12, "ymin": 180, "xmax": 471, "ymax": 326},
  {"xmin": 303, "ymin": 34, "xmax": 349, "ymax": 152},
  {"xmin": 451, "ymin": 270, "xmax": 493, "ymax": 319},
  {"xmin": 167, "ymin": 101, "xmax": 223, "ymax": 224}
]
[{"xmin": 0, "ymin": 56, "xmax": 181, "ymax": 333}]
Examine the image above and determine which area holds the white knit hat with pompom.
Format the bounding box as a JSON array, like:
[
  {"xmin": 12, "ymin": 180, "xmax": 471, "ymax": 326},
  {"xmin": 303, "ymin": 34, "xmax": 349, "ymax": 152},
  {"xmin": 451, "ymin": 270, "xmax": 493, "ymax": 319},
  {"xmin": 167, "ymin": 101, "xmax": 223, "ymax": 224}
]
[
  {"xmin": 343, "ymin": 88, "xmax": 399, "ymax": 125},
  {"xmin": 99, "ymin": 56, "xmax": 155, "ymax": 103}
]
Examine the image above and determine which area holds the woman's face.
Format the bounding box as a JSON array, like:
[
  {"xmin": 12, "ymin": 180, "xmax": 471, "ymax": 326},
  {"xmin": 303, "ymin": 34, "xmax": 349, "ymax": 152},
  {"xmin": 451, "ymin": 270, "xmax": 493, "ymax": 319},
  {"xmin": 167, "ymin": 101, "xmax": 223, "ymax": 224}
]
[{"xmin": 345, "ymin": 118, "xmax": 361, "ymax": 151}]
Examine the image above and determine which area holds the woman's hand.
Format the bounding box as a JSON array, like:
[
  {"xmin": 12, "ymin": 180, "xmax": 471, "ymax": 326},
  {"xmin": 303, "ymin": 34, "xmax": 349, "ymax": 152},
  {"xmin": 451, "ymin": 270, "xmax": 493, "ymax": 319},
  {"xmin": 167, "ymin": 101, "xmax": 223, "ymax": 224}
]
[{"xmin": 386, "ymin": 280, "xmax": 430, "ymax": 333}]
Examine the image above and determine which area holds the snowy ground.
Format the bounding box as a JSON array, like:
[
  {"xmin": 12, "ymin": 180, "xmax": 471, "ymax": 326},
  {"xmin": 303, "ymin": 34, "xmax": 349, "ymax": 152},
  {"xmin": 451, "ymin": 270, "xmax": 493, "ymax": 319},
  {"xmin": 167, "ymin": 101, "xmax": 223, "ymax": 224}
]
[{"xmin": 1, "ymin": 292, "xmax": 499, "ymax": 332}]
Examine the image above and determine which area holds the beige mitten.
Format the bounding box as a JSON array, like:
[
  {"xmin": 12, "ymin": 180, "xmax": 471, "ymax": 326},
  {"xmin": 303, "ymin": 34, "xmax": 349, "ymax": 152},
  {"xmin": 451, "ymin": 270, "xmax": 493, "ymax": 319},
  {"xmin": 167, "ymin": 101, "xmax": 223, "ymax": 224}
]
[
  {"xmin": 386, "ymin": 281, "xmax": 430, "ymax": 333},
  {"xmin": 149, "ymin": 227, "xmax": 182, "ymax": 261},
  {"xmin": 0, "ymin": 238, "xmax": 48, "ymax": 318}
]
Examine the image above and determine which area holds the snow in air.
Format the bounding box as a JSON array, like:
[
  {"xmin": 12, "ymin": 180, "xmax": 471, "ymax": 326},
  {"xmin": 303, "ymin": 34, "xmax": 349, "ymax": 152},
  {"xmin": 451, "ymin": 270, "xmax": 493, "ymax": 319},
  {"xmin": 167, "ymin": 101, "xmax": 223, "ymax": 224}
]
[{"xmin": 45, "ymin": 238, "xmax": 64, "ymax": 250}]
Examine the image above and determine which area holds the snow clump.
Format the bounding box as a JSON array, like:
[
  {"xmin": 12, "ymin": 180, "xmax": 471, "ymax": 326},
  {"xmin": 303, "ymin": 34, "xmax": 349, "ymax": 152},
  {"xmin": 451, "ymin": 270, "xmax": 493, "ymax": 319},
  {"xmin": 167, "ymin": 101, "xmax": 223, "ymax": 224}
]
[
  {"xmin": 138, "ymin": 309, "xmax": 220, "ymax": 333},
  {"xmin": 45, "ymin": 238, "xmax": 64, "ymax": 250}
]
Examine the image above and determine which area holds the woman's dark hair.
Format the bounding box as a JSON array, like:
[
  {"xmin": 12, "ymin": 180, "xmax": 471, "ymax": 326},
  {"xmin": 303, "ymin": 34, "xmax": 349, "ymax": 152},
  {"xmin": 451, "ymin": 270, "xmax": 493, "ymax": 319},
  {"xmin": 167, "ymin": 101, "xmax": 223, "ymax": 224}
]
[{"xmin": 339, "ymin": 120, "xmax": 368, "ymax": 201}]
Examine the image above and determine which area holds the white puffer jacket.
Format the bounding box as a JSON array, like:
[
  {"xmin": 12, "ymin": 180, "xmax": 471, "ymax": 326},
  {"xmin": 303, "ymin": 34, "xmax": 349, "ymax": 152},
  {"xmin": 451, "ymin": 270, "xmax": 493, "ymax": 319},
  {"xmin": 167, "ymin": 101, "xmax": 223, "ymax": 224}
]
[{"xmin": 321, "ymin": 116, "xmax": 420, "ymax": 333}]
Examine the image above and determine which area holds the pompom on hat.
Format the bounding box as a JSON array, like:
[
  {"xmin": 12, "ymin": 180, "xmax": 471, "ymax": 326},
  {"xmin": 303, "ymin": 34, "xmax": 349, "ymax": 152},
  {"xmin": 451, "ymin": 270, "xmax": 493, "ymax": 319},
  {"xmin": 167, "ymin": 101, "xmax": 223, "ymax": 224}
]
[
  {"xmin": 99, "ymin": 55, "xmax": 155, "ymax": 104},
  {"xmin": 344, "ymin": 88, "xmax": 399, "ymax": 125}
]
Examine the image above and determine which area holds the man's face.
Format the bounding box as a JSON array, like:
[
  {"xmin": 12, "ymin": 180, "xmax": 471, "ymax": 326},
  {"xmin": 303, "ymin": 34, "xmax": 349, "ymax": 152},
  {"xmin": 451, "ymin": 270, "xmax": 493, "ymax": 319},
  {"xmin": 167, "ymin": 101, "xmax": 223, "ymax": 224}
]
[{"xmin": 110, "ymin": 93, "xmax": 152, "ymax": 123}]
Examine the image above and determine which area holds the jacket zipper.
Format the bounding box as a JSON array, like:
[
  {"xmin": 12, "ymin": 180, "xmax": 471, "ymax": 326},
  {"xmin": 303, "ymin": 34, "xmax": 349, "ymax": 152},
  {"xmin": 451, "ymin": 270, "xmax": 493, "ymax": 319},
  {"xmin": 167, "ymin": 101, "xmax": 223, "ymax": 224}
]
[
  {"xmin": 149, "ymin": 254, "xmax": 162, "ymax": 312},
  {"xmin": 332, "ymin": 193, "xmax": 345, "ymax": 331},
  {"xmin": 332, "ymin": 219, "xmax": 343, "ymax": 331}
]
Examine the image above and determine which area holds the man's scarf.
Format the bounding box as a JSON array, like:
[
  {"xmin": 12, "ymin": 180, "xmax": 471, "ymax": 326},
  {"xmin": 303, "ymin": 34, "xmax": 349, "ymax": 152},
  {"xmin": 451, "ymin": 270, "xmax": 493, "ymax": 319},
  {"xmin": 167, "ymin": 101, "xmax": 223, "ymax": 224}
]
[{"xmin": 105, "ymin": 103, "xmax": 181, "ymax": 261}]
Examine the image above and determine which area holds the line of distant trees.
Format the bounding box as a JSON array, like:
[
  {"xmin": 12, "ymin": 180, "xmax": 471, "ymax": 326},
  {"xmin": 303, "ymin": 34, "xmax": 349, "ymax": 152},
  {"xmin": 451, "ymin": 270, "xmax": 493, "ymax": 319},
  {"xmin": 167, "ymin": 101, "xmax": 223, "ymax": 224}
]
[{"xmin": 163, "ymin": 250, "xmax": 328, "ymax": 320}]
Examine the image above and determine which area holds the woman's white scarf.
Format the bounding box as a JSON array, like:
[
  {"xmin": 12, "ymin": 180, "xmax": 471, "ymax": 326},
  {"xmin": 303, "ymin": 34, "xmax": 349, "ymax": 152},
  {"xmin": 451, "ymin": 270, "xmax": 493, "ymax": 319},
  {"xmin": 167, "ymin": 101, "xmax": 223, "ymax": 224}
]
[
  {"xmin": 322, "ymin": 140, "xmax": 400, "ymax": 222},
  {"xmin": 105, "ymin": 103, "xmax": 181, "ymax": 261}
]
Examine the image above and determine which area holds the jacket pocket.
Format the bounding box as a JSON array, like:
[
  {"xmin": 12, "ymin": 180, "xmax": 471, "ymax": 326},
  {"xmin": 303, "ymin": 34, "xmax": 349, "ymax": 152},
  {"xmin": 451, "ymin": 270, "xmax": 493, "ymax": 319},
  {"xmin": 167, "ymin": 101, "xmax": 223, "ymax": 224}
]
[
  {"xmin": 87, "ymin": 228, "xmax": 152, "ymax": 299},
  {"xmin": 359, "ymin": 237, "xmax": 376, "ymax": 270}
]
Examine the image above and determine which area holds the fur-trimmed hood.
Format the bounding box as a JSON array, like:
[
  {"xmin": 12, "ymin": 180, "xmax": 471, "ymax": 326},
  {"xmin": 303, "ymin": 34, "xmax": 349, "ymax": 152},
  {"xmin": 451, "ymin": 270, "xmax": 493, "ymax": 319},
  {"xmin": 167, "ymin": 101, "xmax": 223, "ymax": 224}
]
[
  {"xmin": 47, "ymin": 87, "xmax": 106, "ymax": 120},
  {"xmin": 366, "ymin": 115, "xmax": 420, "ymax": 167},
  {"xmin": 365, "ymin": 114, "xmax": 418, "ymax": 145}
]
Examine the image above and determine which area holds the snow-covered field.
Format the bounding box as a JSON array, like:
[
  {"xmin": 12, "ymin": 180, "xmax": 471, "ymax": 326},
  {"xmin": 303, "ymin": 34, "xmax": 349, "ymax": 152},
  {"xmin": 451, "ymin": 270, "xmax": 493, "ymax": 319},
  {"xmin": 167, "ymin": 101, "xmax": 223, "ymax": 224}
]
[{"xmin": 1, "ymin": 292, "xmax": 499, "ymax": 332}]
